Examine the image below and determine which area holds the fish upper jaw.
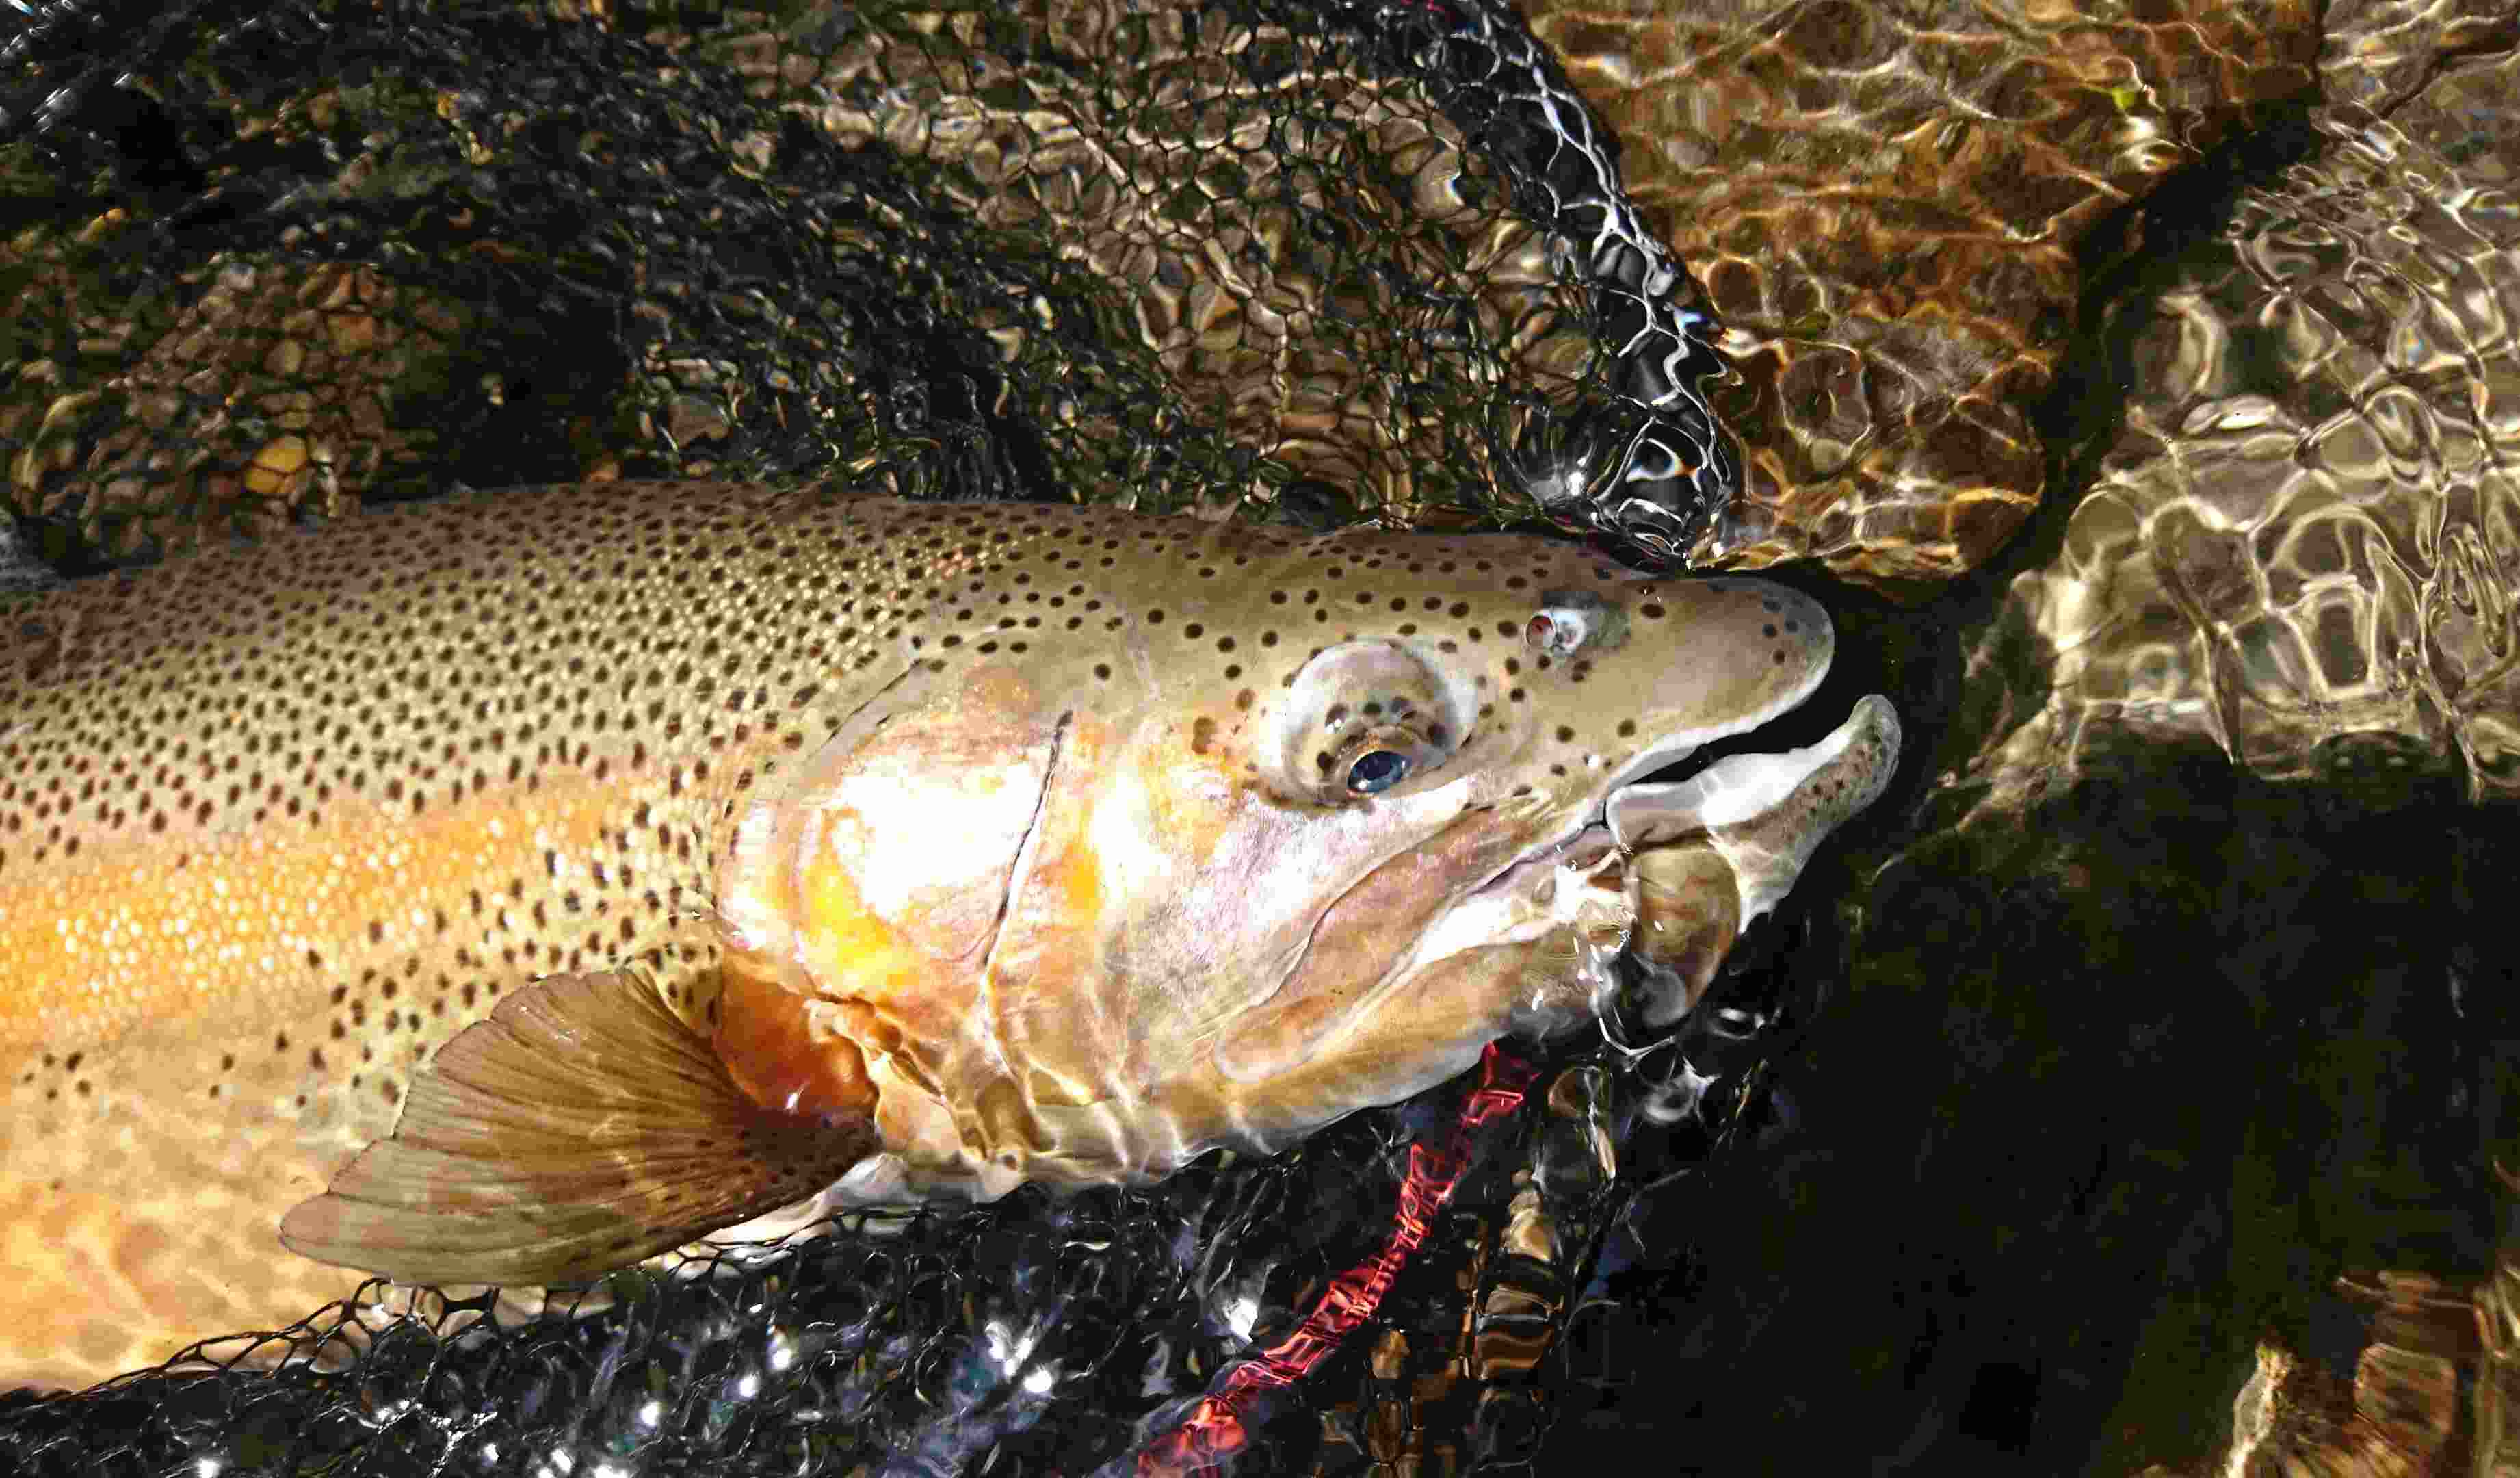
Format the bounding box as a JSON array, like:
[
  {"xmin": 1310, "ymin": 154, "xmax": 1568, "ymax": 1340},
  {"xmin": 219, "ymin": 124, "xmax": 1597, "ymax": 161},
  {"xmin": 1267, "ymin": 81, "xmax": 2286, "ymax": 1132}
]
[
  {"xmin": 1441, "ymin": 578, "xmax": 1837, "ymax": 914},
  {"xmin": 1587, "ymin": 579, "xmax": 1837, "ymax": 804}
]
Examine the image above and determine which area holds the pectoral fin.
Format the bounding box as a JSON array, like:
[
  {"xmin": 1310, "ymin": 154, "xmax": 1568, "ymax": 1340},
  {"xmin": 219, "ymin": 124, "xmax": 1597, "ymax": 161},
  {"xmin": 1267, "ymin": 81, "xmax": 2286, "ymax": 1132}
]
[{"xmin": 278, "ymin": 970, "xmax": 877, "ymax": 1288}]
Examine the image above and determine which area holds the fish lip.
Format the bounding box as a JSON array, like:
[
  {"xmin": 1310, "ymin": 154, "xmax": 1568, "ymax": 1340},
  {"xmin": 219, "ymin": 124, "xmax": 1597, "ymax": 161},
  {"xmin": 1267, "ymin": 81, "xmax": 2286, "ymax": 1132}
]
[
  {"xmin": 1467, "ymin": 622, "xmax": 1838, "ymax": 894},
  {"xmin": 1591, "ymin": 605, "xmax": 1836, "ymax": 805}
]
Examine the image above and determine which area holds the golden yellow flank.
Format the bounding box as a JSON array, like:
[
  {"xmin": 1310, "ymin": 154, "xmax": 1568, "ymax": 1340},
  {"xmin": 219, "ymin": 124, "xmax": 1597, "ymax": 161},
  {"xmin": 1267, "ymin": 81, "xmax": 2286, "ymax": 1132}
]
[{"xmin": 0, "ymin": 480, "xmax": 1046, "ymax": 1389}]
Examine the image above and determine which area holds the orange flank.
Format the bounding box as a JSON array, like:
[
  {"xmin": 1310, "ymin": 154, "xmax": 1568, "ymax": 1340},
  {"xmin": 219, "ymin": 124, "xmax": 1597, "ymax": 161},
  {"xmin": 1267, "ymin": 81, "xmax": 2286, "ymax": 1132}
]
[
  {"xmin": 0, "ymin": 762, "xmax": 639, "ymax": 1059},
  {"xmin": 0, "ymin": 748, "xmax": 700, "ymax": 1393}
]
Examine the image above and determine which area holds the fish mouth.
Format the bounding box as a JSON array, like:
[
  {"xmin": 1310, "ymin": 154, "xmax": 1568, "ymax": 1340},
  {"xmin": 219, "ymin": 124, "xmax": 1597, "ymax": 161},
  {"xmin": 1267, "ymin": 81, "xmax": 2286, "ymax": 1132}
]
[
  {"xmin": 1400, "ymin": 578, "xmax": 1900, "ymax": 1039},
  {"xmin": 1488, "ymin": 619, "xmax": 1842, "ymax": 887},
  {"xmin": 1463, "ymin": 656, "xmax": 1891, "ymax": 929},
  {"xmin": 1429, "ymin": 680, "xmax": 1894, "ymax": 1041},
  {"xmin": 1615, "ymin": 690, "xmax": 1851, "ymax": 818}
]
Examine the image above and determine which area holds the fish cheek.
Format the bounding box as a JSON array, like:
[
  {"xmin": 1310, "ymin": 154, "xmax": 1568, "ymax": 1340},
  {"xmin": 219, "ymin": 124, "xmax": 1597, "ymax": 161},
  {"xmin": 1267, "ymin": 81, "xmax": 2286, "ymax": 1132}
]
[
  {"xmin": 980, "ymin": 718, "xmax": 1234, "ymax": 1101},
  {"xmin": 1210, "ymin": 807, "xmax": 1538, "ymax": 1087},
  {"xmin": 1217, "ymin": 929, "xmax": 1562, "ymax": 1141},
  {"xmin": 817, "ymin": 664, "xmax": 1062, "ymax": 963},
  {"xmin": 735, "ymin": 658, "xmax": 1062, "ymax": 1005},
  {"xmin": 713, "ymin": 658, "xmax": 1098, "ymax": 1148}
]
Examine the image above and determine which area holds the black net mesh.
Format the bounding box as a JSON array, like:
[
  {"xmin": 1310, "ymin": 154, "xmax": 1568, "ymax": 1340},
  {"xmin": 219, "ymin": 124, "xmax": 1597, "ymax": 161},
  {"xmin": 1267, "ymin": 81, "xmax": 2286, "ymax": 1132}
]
[
  {"xmin": 0, "ymin": 982, "xmax": 1813, "ymax": 1476},
  {"xmin": 3, "ymin": 0, "xmax": 1733, "ymax": 573},
  {"xmin": 0, "ymin": 1, "xmax": 1807, "ymax": 1472}
]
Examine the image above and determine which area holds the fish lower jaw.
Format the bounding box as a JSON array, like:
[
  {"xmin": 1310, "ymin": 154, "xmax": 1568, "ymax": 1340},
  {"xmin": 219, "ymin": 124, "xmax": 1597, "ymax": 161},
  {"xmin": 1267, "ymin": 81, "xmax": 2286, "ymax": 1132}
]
[
  {"xmin": 1607, "ymin": 694, "xmax": 1902, "ymax": 951},
  {"xmin": 1455, "ymin": 693, "xmax": 1904, "ymax": 1032}
]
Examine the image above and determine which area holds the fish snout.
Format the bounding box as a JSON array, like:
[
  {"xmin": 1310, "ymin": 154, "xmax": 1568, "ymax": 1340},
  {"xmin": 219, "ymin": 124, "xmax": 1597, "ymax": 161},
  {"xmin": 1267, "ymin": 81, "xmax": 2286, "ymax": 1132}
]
[
  {"xmin": 1565, "ymin": 575, "xmax": 1835, "ymax": 769},
  {"xmin": 1699, "ymin": 576, "xmax": 1833, "ymax": 686}
]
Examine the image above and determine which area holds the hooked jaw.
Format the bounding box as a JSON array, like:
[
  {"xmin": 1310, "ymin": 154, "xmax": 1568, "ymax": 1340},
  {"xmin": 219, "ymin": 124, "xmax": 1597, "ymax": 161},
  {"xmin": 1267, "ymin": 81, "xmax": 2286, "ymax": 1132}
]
[
  {"xmin": 1477, "ymin": 694, "xmax": 1901, "ymax": 1039},
  {"xmin": 1567, "ymin": 576, "xmax": 1897, "ymax": 928},
  {"xmin": 1611, "ymin": 692, "xmax": 1902, "ymax": 924},
  {"xmin": 1450, "ymin": 576, "xmax": 1899, "ymax": 1028}
]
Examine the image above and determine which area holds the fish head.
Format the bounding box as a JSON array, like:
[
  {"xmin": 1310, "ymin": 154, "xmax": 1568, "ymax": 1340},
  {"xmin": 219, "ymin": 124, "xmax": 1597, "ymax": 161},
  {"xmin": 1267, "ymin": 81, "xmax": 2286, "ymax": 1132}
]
[{"xmin": 713, "ymin": 516, "xmax": 1887, "ymax": 1182}]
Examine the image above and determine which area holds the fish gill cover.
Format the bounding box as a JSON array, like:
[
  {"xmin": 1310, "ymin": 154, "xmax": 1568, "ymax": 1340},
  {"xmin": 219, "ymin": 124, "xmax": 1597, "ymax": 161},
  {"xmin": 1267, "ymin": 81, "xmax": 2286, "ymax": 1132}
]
[{"xmin": 0, "ymin": 0, "xmax": 1789, "ymax": 1473}]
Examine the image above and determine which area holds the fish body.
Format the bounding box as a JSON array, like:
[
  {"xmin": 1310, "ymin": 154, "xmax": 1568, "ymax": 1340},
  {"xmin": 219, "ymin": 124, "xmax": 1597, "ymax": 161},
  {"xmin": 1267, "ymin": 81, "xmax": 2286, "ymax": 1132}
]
[{"xmin": 0, "ymin": 480, "xmax": 1896, "ymax": 1390}]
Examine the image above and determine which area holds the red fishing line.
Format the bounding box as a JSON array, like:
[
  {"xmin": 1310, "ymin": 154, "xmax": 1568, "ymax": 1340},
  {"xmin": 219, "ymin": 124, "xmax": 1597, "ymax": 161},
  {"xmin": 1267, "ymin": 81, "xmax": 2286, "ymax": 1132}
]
[{"xmin": 1136, "ymin": 1042, "xmax": 1540, "ymax": 1477}]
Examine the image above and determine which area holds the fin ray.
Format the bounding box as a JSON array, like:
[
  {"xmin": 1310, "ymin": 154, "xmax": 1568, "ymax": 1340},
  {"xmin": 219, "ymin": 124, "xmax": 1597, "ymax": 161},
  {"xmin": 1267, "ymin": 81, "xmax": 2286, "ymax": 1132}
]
[{"xmin": 280, "ymin": 971, "xmax": 874, "ymax": 1287}]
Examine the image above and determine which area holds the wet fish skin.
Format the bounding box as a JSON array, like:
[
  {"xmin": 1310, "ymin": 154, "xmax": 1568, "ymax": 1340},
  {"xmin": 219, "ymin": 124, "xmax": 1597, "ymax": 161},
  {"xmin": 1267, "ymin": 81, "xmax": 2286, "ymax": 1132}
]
[
  {"xmin": 0, "ymin": 480, "xmax": 1885, "ymax": 1389},
  {"xmin": 4, "ymin": 480, "xmax": 851, "ymax": 1388}
]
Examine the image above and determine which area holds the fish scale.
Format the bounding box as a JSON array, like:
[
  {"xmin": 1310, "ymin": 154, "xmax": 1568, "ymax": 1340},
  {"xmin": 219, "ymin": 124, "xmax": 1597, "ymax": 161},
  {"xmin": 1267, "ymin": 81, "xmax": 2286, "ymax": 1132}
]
[
  {"xmin": 0, "ymin": 482, "xmax": 1153, "ymax": 1385},
  {"xmin": 0, "ymin": 480, "xmax": 1889, "ymax": 1391}
]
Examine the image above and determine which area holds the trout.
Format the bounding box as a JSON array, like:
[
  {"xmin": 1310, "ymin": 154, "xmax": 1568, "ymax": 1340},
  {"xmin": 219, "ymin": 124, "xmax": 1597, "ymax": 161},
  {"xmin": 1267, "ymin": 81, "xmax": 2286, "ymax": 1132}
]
[{"xmin": 0, "ymin": 480, "xmax": 1897, "ymax": 1389}]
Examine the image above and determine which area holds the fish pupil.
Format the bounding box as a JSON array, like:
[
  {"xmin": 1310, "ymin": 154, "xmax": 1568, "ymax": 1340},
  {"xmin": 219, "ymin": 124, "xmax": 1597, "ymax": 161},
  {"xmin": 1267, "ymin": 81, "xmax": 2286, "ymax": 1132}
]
[{"xmin": 1346, "ymin": 749, "xmax": 1409, "ymax": 794}]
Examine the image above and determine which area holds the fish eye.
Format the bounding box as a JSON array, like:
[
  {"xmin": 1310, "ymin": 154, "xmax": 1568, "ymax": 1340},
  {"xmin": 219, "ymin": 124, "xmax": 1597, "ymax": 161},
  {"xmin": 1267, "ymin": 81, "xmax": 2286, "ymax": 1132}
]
[
  {"xmin": 1257, "ymin": 640, "xmax": 1475, "ymax": 806},
  {"xmin": 1318, "ymin": 722, "xmax": 1447, "ymax": 804},
  {"xmin": 1346, "ymin": 749, "xmax": 1410, "ymax": 794}
]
